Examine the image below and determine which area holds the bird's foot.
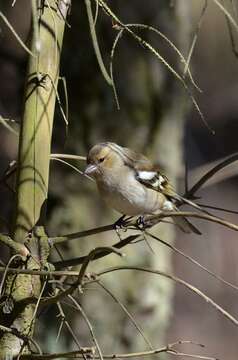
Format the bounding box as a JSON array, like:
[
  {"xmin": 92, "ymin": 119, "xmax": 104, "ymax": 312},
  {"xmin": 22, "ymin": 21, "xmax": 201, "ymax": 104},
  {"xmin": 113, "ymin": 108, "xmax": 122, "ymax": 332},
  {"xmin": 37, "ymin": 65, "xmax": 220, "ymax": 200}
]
[
  {"xmin": 136, "ymin": 215, "xmax": 148, "ymax": 230},
  {"xmin": 113, "ymin": 215, "xmax": 133, "ymax": 230},
  {"xmin": 113, "ymin": 215, "xmax": 133, "ymax": 241}
]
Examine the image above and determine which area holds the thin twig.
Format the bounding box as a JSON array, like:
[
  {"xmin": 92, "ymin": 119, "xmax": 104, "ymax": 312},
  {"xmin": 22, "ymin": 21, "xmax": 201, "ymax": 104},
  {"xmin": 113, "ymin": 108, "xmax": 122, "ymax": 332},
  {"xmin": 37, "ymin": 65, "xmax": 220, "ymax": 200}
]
[
  {"xmin": 85, "ymin": 0, "xmax": 112, "ymax": 85},
  {"xmin": 110, "ymin": 28, "xmax": 124, "ymax": 109},
  {"xmin": 50, "ymin": 153, "xmax": 86, "ymax": 161},
  {"xmin": 96, "ymin": 0, "xmax": 213, "ymax": 133},
  {"xmin": 21, "ymin": 340, "xmax": 217, "ymax": 359},
  {"xmin": 53, "ymin": 234, "xmax": 140, "ymax": 269},
  {"xmin": 51, "ymin": 207, "xmax": 238, "ymax": 251},
  {"xmin": 146, "ymin": 231, "xmax": 238, "ymax": 292},
  {"xmin": 48, "ymin": 74, "xmax": 69, "ymax": 127},
  {"xmin": 56, "ymin": 302, "xmax": 86, "ymax": 358},
  {"xmin": 0, "ymin": 115, "xmax": 19, "ymax": 136},
  {"xmin": 42, "ymin": 247, "xmax": 123, "ymax": 305},
  {"xmin": 126, "ymin": 23, "xmax": 201, "ymax": 92},
  {"xmin": 93, "ymin": 0, "xmax": 99, "ymax": 25},
  {"xmin": 185, "ymin": 152, "xmax": 238, "ymax": 199},
  {"xmin": 0, "ymin": 254, "xmax": 23, "ymax": 297},
  {"xmin": 49, "ymin": 223, "xmax": 115, "ymax": 245},
  {"xmin": 58, "ymin": 76, "xmax": 69, "ymax": 138},
  {"xmin": 183, "ymin": 1, "xmax": 207, "ymax": 78},
  {"xmin": 67, "ymin": 294, "xmax": 104, "ymax": 360},
  {"xmin": 147, "ymin": 211, "xmax": 238, "ymax": 231},
  {"xmin": 28, "ymin": 281, "xmax": 47, "ymax": 339},
  {"xmin": 0, "ymin": 11, "xmax": 35, "ymax": 56},
  {"xmin": 225, "ymin": 5, "xmax": 238, "ymax": 57},
  {"xmin": 197, "ymin": 203, "xmax": 238, "ymax": 215},
  {"xmin": 79, "ymin": 247, "xmax": 123, "ymax": 280},
  {"xmin": 98, "ymin": 280, "xmax": 154, "ymax": 350},
  {"xmin": 50, "ymin": 157, "xmax": 92, "ymax": 181},
  {"xmin": 97, "ymin": 266, "xmax": 238, "ymax": 327},
  {"xmin": 212, "ymin": 0, "xmax": 238, "ymax": 32},
  {"xmin": 49, "ymin": 208, "xmax": 238, "ymax": 269}
]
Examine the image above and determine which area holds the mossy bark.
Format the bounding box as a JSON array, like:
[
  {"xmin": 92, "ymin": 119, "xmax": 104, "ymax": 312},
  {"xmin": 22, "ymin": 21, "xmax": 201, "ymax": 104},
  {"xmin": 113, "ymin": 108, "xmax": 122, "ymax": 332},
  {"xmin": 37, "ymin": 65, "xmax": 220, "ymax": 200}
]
[{"xmin": 0, "ymin": 1, "xmax": 70, "ymax": 358}]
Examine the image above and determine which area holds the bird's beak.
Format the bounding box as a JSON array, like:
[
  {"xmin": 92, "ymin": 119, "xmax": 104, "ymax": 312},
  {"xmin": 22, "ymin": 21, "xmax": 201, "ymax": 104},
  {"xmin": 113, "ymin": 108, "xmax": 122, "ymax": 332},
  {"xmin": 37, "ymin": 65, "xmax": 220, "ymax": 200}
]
[{"xmin": 84, "ymin": 164, "xmax": 98, "ymax": 176}]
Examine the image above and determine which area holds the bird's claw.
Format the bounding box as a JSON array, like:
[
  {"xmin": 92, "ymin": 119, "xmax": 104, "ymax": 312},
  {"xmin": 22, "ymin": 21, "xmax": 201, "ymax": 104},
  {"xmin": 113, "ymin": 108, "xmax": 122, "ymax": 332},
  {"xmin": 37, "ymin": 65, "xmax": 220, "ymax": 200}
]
[
  {"xmin": 136, "ymin": 215, "xmax": 148, "ymax": 230},
  {"xmin": 113, "ymin": 215, "xmax": 132, "ymax": 231},
  {"xmin": 113, "ymin": 215, "xmax": 133, "ymax": 241}
]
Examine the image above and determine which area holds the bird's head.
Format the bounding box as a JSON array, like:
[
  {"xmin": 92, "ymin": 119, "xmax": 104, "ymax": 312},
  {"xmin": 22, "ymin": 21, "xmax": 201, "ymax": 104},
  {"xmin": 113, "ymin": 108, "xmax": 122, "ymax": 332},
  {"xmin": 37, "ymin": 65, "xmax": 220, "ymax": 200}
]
[{"xmin": 84, "ymin": 142, "xmax": 123, "ymax": 178}]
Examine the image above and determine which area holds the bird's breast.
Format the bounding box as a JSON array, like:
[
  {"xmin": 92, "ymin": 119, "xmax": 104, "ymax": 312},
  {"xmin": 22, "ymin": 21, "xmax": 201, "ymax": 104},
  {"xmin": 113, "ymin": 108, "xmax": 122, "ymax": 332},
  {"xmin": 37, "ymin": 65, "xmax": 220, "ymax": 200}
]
[{"xmin": 96, "ymin": 171, "xmax": 164, "ymax": 216}]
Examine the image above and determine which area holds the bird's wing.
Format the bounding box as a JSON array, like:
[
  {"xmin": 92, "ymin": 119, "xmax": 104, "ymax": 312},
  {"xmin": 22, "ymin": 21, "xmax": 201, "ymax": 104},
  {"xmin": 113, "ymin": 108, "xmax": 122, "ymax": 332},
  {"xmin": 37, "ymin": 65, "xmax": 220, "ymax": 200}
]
[
  {"xmin": 118, "ymin": 144, "xmax": 176, "ymax": 198},
  {"xmin": 106, "ymin": 142, "xmax": 177, "ymax": 199},
  {"xmin": 135, "ymin": 167, "xmax": 176, "ymax": 198}
]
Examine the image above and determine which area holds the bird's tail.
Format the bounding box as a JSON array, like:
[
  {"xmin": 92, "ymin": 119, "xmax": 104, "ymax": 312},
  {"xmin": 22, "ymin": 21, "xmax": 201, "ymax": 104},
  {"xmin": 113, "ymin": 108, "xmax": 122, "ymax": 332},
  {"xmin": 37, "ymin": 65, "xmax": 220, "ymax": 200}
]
[
  {"xmin": 172, "ymin": 193, "xmax": 205, "ymax": 213},
  {"xmin": 164, "ymin": 193, "xmax": 204, "ymax": 234},
  {"xmin": 172, "ymin": 211, "xmax": 201, "ymax": 234}
]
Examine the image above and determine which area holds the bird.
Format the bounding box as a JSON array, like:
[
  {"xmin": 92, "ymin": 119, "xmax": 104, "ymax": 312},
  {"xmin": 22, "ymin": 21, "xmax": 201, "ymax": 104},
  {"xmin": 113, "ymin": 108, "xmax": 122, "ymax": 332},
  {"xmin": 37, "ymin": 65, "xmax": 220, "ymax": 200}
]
[{"xmin": 84, "ymin": 142, "xmax": 201, "ymax": 234}]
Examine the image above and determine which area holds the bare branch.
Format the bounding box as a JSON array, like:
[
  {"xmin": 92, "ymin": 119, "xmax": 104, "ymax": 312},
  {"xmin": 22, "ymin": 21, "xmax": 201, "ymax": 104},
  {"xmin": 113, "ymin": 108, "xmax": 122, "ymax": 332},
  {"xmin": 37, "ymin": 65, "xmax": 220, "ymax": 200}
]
[
  {"xmin": 196, "ymin": 203, "xmax": 238, "ymax": 215},
  {"xmin": 0, "ymin": 11, "xmax": 35, "ymax": 56},
  {"xmin": 146, "ymin": 211, "xmax": 238, "ymax": 231},
  {"xmin": 67, "ymin": 294, "xmax": 104, "ymax": 360},
  {"xmin": 98, "ymin": 280, "xmax": 153, "ymax": 350},
  {"xmin": 42, "ymin": 246, "xmax": 123, "ymax": 304},
  {"xmin": 0, "ymin": 115, "xmax": 19, "ymax": 136},
  {"xmin": 110, "ymin": 28, "xmax": 123, "ymax": 109},
  {"xmin": 146, "ymin": 231, "xmax": 238, "ymax": 292},
  {"xmin": 212, "ymin": 0, "xmax": 238, "ymax": 32},
  {"xmin": 21, "ymin": 340, "xmax": 217, "ymax": 359},
  {"xmin": 56, "ymin": 302, "xmax": 86, "ymax": 357},
  {"xmin": 183, "ymin": 1, "xmax": 207, "ymax": 79},
  {"xmin": 126, "ymin": 23, "xmax": 201, "ymax": 92},
  {"xmin": 0, "ymin": 233, "xmax": 29, "ymax": 257},
  {"xmin": 185, "ymin": 152, "xmax": 238, "ymax": 198},
  {"xmin": 51, "ymin": 208, "xmax": 238, "ymax": 254},
  {"xmin": 0, "ymin": 254, "xmax": 23, "ymax": 297},
  {"xmin": 50, "ymin": 157, "xmax": 93, "ymax": 181},
  {"xmin": 97, "ymin": 266, "xmax": 238, "ymax": 327},
  {"xmin": 96, "ymin": 0, "xmax": 214, "ymax": 133},
  {"xmin": 53, "ymin": 234, "xmax": 140, "ymax": 269},
  {"xmin": 85, "ymin": 0, "xmax": 112, "ymax": 85},
  {"xmin": 50, "ymin": 153, "xmax": 86, "ymax": 161},
  {"xmin": 49, "ymin": 223, "xmax": 115, "ymax": 245}
]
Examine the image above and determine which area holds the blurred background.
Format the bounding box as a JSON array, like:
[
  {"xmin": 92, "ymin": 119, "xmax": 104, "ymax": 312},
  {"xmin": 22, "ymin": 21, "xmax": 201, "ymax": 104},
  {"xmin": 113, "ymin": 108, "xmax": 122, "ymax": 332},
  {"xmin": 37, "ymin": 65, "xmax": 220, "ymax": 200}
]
[{"xmin": 1, "ymin": 0, "xmax": 238, "ymax": 359}]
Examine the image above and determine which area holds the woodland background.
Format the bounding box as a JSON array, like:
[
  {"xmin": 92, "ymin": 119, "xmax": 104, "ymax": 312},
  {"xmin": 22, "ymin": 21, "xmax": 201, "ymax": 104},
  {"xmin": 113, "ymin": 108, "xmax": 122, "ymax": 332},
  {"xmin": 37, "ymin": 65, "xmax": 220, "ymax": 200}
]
[{"xmin": 0, "ymin": 1, "xmax": 238, "ymax": 359}]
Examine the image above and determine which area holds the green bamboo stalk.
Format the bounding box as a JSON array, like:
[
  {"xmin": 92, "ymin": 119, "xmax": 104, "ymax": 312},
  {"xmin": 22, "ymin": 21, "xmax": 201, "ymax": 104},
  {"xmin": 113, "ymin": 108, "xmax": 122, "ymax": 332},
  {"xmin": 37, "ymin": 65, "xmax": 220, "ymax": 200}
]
[
  {"xmin": 14, "ymin": 0, "xmax": 69, "ymax": 242},
  {"xmin": 0, "ymin": 1, "xmax": 70, "ymax": 357}
]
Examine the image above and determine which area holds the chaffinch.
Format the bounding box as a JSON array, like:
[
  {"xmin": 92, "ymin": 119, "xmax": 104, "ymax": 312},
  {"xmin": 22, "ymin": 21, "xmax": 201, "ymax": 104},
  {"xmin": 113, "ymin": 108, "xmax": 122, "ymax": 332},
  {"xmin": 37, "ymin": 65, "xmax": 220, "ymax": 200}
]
[{"xmin": 84, "ymin": 142, "xmax": 200, "ymax": 234}]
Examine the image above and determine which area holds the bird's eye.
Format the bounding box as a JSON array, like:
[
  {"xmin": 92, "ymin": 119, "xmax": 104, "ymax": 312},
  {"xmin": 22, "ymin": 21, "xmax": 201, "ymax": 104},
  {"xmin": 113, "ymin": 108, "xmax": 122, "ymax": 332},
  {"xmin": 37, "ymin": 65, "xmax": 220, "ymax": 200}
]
[{"xmin": 99, "ymin": 157, "xmax": 105, "ymax": 163}]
